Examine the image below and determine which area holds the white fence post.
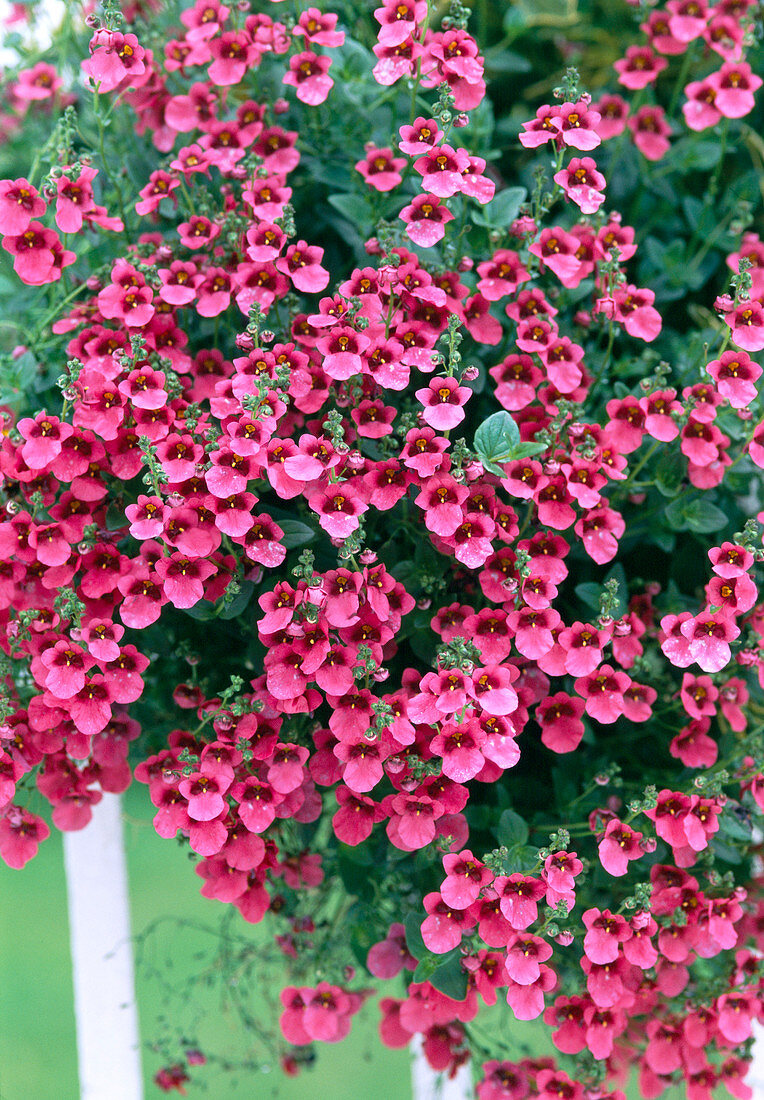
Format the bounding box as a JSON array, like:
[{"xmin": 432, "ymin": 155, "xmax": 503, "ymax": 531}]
[{"xmin": 63, "ymin": 793, "xmax": 143, "ymax": 1100}]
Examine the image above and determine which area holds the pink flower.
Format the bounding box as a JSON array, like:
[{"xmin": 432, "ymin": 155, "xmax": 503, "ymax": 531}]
[
  {"xmin": 309, "ymin": 481, "xmax": 368, "ymax": 538},
  {"xmin": 574, "ymin": 665, "xmax": 631, "ymax": 723},
  {"xmin": 680, "ymin": 612, "xmax": 740, "ymax": 672},
  {"xmin": 374, "ymin": 0, "xmax": 427, "ymax": 47},
  {"xmin": 529, "ymin": 228, "xmax": 583, "ymax": 285},
  {"xmin": 460, "ymin": 156, "xmax": 495, "ymax": 204},
  {"xmin": 294, "ymin": 7, "xmax": 344, "ymax": 48},
  {"xmin": 706, "ymin": 349, "xmax": 761, "ymax": 407},
  {"xmin": 582, "ymin": 908, "xmax": 632, "ymax": 963},
  {"xmin": 135, "ymin": 171, "xmax": 179, "ymax": 216},
  {"xmin": 398, "ymin": 117, "xmax": 444, "ymax": 155},
  {"xmin": 413, "ymin": 144, "xmax": 469, "ymax": 198},
  {"xmin": 421, "ymin": 891, "xmax": 476, "ymax": 953},
  {"xmin": 506, "ymin": 964, "xmax": 556, "ymax": 1020},
  {"xmin": 558, "ymin": 100, "xmax": 602, "ymax": 150},
  {"xmin": 441, "ymin": 850, "xmax": 493, "ymax": 909},
  {"xmin": 155, "ymin": 554, "xmax": 216, "ymax": 609},
  {"xmin": 683, "ymin": 78, "xmax": 723, "ymax": 131},
  {"xmin": 367, "ymin": 923, "xmax": 417, "ymax": 978},
  {"xmin": 708, "ymin": 61, "xmax": 762, "ymax": 118},
  {"xmin": 553, "ymin": 157, "xmax": 606, "ymax": 213},
  {"xmin": 0, "ymin": 178, "xmax": 45, "ymax": 235},
  {"xmin": 2, "ymin": 222, "xmax": 71, "ymax": 286},
  {"xmin": 537, "ymin": 692, "xmax": 586, "ymax": 753},
  {"xmin": 206, "ymin": 31, "xmax": 254, "ymax": 85},
  {"xmin": 400, "ymin": 194, "xmax": 454, "ymax": 247},
  {"xmin": 0, "ymin": 807, "xmax": 50, "ymax": 868},
  {"xmin": 612, "ymin": 285, "xmax": 662, "ymax": 341},
  {"xmin": 614, "ymin": 46, "xmax": 668, "ymax": 89},
  {"xmin": 519, "ymin": 105, "xmax": 561, "ymax": 148},
  {"xmin": 495, "ymin": 876, "xmax": 547, "ymax": 931},
  {"xmin": 275, "ymin": 241, "xmax": 329, "ymax": 293},
  {"xmin": 17, "ymin": 412, "xmax": 73, "ymax": 469},
  {"xmin": 282, "ymin": 52, "xmax": 333, "ymax": 105},
  {"xmin": 598, "ymin": 820, "xmax": 644, "ymax": 877},
  {"xmin": 179, "ymin": 0, "xmax": 229, "ymax": 40},
  {"xmin": 356, "ymin": 146, "xmax": 406, "ymax": 192},
  {"xmin": 415, "ymin": 376, "xmax": 471, "ymax": 430},
  {"xmin": 667, "ymin": 0, "xmax": 709, "ymax": 41},
  {"xmin": 333, "ymin": 786, "xmax": 386, "ymax": 845},
  {"xmin": 317, "ymin": 325, "xmax": 370, "ymax": 381},
  {"xmin": 628, "ymin": 104, "xmax": 671, "ymax": 160},
  {"xmin": 592, "ymin": 95, "xmax": 629, "ymax": 139},
  {"xmin": 81, "ymin": 30, "xmax": 146, "ymax": 93},
  {"xmin": 504, "ymin": 932, "xmax": 552, "ymax": 984},
  {"xmin": 13, "ymin": 62, "xmax": 62, "ymax": 101},
  {"xmin": 725, "ymin": 299, "xmax": 764, "ymax": 352},
  {"xmin": 372, "ymin": 37, "xmax": 422, "ymax": 86}
]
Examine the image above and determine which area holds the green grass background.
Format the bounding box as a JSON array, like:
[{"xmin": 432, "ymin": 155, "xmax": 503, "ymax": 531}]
[{"xmin": 0, "ymin": 784, "xmax": 686, "ymax": 1099}]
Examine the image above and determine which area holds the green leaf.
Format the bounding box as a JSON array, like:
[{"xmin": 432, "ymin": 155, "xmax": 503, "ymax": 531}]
[
  {"xmin": 497, "ymin": 808, "xmax": 529, "ymax": 848},
  {"xmin": 474, "ymin": 410, "xmax": 521, "ymax": 471},
  {"xmin": 183, "ymin": 600, "xmax": 216, "ymax": 622},
  {"xmin": 414, "ymin": 949, "xmax": 469, "ymax": 1000},
  {"xmin": 327, "ymin": 192, "xmax": 370, "ymax": 227},
  {"xmin": 710, "ymin": 837, "xmax": 742, "ymax": 865},
  {"xmin": 483, "ymin": 186, "xmax": 527, "ymax": 228},
  {"xmin": 574, "ymin": 582, "xmax": 600, "ymax": 611},
  {"xmin": 654, "ymin": 450, "xmax": 685, "ymax": 498},
  {"xmin": 216, "ymin": 581, "xmax": 254, "ymax": 620},
  {"xmin": 502, "ymin": 844, "xmax": 540, "ymax": 874},
  {"xmin": 665, "ymin": 497, "xmax": 728, "ymax": 534},
  {"xmin": 403, "ymin": 912, "xmax": 427, "ymax": 961},
  {"xmin": 718, "ymin": 805, "xmax": 752, "ymax": 843},
  {"xmin": 511, "ymin": 441, "xmax": 547, "ymax": 459},
  {"xmin": 664, "ymin": 138, "xmax": 723, "ymax": 172},
  {"xmin": 279, "ymin": 519, "xmax": 316, "ymax": 549},
  {"xmin": 485, "ymin": 49, "xmax": 532, "ymax": 74},
  {"xmin": 650, "ymin": 529, "xmax": 677, "ymax": 553}
]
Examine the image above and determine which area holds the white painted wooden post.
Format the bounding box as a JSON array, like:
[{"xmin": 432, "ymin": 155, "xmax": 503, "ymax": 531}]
[
  {"xmin": 411, "ymin": 1035, "xmax": 473, "ymax": 1100},
  {"xmin": 63, "ymin": 793, "xmax": 144, "ymax": 1100}
]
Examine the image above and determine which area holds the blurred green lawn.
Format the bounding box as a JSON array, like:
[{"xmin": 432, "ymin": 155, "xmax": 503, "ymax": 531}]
[
  {"xmin": 0, "ymin": 784, "xmax": 410, "ymax": 1100},
  {"xmin": 0, "ymin": 785, "xmax": 686, "ymax": 1100}
]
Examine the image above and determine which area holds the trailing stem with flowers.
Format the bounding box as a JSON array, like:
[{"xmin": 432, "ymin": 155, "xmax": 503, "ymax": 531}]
[{"xmin": 0, "ymin": 0, "xmax": 764, "ymax": 1095}]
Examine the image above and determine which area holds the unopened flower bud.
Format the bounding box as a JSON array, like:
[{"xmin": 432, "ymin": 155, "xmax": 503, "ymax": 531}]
[
  {"xmin": 510, "ymin": 216, "xmax": 536, "ymax": 238},
  {"xmin": 453, "ymin": 113, "xmax": 469, "ymax": 128},
  {"xmin": 554, "ymin": 930, "xmax": 574, "ymax": 946},
  {"xmin": 462, "ymin": 365, "xmax": 479, "ymax": 381}
]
